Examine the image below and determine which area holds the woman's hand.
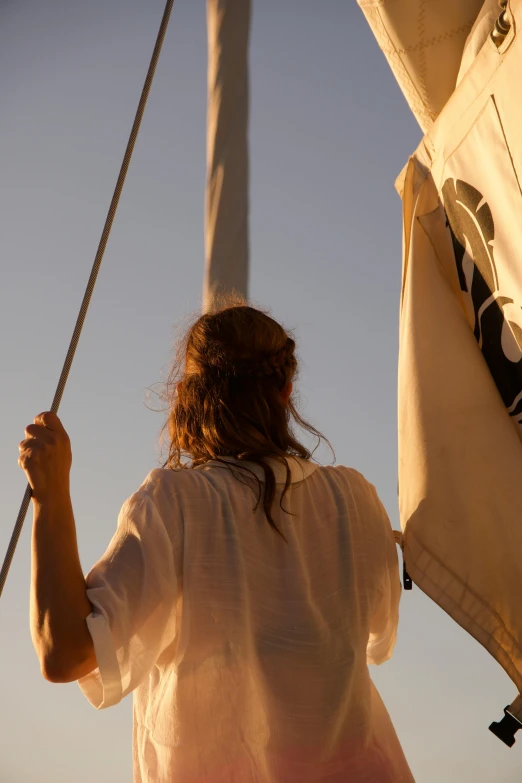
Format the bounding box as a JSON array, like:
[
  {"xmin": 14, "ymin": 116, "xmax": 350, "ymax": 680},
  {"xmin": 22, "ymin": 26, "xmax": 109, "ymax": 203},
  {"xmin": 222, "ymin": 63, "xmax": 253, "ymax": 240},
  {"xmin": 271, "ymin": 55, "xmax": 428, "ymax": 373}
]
[{"xmin": 18, "ymin": 412, "xmax": 72, "ymax": 501}]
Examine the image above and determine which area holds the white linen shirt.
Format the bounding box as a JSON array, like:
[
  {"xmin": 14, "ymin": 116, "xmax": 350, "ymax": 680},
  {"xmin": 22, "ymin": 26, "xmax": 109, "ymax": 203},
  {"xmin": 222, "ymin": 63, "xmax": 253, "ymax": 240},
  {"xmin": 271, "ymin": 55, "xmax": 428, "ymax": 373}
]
[{"xmin": 78, "ymin": 457, "xmax": 414, "ymax": 783}]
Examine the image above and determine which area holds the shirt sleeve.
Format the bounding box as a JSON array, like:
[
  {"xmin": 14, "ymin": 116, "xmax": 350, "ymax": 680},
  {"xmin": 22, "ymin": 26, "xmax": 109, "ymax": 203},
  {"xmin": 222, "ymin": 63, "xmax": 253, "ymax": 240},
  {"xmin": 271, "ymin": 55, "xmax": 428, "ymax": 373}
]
[
  {"xmin": 77, "ymin": 489, "xmax": 179, "ymax": 709},
  {"xmin": 364, "ymin": 482, "xmax": 402, "ymax": 667}
]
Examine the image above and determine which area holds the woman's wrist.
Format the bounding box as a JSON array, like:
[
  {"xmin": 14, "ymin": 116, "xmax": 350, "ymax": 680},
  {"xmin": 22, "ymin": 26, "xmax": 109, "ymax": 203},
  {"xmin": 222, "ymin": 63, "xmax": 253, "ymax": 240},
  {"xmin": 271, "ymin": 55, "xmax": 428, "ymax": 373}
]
[{"xmin": 32, "ymin": 484, "xmax": 72, "ymax": 511}]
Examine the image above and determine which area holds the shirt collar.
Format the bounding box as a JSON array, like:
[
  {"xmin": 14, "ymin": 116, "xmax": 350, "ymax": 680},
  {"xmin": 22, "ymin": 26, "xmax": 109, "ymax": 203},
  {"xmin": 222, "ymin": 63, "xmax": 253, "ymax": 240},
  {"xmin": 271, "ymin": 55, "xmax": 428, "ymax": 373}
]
[{"xmin": 196, "ymin": 455, "xmax": 318, "ymax": 484}]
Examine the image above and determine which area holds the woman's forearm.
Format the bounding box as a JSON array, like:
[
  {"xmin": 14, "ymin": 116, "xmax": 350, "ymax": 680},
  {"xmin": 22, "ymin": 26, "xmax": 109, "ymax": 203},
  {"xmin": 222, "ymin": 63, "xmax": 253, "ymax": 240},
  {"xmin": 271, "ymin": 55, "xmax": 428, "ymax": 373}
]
[
  {"xmin": 20, "ymin": 412, "xmax": 97, "ymax": 682},
  {"xmin": 30, "ymin": 491, "xmax": 95, "ymax": 682}
]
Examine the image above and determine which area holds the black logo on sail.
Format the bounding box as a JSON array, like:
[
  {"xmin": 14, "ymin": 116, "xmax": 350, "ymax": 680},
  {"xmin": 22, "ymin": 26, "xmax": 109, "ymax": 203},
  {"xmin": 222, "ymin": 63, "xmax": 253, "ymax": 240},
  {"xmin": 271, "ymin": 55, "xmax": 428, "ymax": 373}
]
[{"xmin": 442, "ymin": 178, "xmax": 522, "ymax": 423}]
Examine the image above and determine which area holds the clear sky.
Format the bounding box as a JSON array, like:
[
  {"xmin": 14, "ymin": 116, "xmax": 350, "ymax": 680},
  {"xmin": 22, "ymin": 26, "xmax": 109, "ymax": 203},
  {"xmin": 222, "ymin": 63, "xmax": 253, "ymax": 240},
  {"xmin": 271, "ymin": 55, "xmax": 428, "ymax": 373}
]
[{"xmin": 0, "ymin": 2, "xmax": 519, "ymax": 781}]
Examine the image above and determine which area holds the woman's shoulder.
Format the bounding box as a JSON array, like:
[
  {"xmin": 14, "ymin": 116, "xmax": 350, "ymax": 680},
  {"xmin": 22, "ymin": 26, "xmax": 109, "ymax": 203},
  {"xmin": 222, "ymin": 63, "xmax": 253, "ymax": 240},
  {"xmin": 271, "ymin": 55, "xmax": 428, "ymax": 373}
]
[
  {"xmin": 317, "ymin": 463, "xmax": 383, "ymax": 504},
  {"xmin": 131, "ymin": 466, "xmax": 208, "ymax": 504},
  {"xmin": 317, "ymin": 462, "xmax": 373, "ymax": 485}
]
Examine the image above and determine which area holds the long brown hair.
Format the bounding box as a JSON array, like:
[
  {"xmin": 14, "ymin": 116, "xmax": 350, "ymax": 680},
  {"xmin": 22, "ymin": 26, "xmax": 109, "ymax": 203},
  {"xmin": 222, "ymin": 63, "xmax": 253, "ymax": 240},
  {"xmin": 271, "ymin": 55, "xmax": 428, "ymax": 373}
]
[{"xmin": 162, "ymin": 298, "xmax": 332, "ymax": 544}]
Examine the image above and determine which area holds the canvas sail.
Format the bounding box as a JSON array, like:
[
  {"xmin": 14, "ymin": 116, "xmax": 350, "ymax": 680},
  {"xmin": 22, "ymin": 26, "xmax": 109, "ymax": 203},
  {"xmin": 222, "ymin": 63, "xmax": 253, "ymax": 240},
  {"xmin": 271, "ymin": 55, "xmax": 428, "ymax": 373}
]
[
  {"xmin": 357, "ymin": 0, "xmax": 487, "ymax": 131},
  {"xmin": 394, "ymin": 0, "xmax": 522, "ymax": 716}
]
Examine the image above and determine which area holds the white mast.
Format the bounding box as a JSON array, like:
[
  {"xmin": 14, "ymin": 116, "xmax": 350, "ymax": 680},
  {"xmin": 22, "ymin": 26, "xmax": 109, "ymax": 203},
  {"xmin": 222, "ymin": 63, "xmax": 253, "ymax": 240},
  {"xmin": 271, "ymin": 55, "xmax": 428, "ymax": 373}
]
[{"xmin": 204, "ymin": 0, "xmax": 251, "ymax": 313}]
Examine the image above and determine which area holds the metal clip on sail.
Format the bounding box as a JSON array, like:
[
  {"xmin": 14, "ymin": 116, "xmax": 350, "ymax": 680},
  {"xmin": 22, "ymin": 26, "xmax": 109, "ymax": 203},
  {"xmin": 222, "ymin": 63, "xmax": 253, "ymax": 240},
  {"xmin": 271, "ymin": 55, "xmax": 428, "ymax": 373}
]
[
  {"xmin": 491, "ymin": 0, "xmax": 511, "ymax": 48},
  {"xmin": 392, "ymin": 530, "xmax": 413, "ymax": 590},
  {"xmin": 489, "ymin": 695, "xmax": 522, "ymax": 747}
]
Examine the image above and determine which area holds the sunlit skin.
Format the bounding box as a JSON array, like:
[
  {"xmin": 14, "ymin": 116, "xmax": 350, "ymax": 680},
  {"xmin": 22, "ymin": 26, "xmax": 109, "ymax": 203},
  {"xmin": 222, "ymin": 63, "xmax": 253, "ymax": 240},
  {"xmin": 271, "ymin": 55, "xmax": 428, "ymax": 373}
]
[
  {"xmin": 19, "ymin": 382, "xmax": 293, "ymax": 683},
  {"xmin": 18, "ymin": 411, "xmax": 97, "ymax": 683}
]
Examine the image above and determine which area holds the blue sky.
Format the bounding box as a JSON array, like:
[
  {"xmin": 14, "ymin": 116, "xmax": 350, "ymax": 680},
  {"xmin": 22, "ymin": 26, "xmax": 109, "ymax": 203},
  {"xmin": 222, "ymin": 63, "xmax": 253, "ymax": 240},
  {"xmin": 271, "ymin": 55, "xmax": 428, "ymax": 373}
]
[{"xmin": 0, "ymin": 2, "xmax": 519, "ymax": 781}]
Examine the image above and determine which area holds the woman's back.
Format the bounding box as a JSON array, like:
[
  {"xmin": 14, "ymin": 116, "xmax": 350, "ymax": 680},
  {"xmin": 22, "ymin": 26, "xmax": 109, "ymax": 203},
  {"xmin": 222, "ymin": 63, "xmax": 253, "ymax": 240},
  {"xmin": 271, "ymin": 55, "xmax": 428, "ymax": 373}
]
[
  {"xmin": 79, "ymin": 456, "xmax": 414, "ymax": 783},
  {"xmin": 75, "ymin": 302, "xmax": 414, "ymax": 782}
]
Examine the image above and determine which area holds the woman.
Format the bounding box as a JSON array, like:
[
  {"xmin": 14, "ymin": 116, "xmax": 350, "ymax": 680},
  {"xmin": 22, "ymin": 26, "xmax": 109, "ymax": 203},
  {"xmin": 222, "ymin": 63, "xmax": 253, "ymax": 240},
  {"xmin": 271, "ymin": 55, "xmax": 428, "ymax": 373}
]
[{"xmin": 19, "ymin": 302, "xmax": 414, "ymax": 783}]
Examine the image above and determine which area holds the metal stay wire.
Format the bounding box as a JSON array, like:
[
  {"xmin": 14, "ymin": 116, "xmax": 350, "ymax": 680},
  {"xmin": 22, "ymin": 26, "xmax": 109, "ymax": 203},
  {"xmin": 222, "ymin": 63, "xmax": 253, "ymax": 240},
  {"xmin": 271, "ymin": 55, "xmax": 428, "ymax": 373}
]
[{"xmin": 0, "ymin": 0, "xmax": 175, "ymax": 599}]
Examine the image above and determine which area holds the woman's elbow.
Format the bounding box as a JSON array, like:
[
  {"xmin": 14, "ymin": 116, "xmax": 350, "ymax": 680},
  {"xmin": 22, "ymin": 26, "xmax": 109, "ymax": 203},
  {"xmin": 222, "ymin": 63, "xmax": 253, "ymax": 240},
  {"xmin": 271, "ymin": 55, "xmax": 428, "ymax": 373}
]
[
  {"xmin": 40, "ymin": 656, "xmax": 72, "ymax": 683},
  {"xmin": 40, "ymin": 646, "xmax": 98, "ymax": 683}
]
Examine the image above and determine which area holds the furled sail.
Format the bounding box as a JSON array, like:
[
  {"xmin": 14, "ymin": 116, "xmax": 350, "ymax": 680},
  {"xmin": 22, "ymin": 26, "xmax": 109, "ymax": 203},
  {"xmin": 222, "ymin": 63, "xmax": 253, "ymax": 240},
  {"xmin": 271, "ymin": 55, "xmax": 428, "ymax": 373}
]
[
  {"xmin": 357, "ymin": 0, "xmax": 486, "ymax": 131},
  {"xmin": 391, "ymin": 0, "xmax": 522, "ymax": 741},
  {"xmin": 204, "ymin": 0, "xmax": 251, "ymax": 313}
]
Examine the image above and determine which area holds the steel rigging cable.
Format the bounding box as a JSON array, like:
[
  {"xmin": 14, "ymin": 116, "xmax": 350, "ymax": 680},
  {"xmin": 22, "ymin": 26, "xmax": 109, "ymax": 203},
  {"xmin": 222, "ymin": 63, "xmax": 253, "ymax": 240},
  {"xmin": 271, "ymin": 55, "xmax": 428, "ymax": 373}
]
[{"xmin": 0, "ymin": 0, "xmax": 175, "ymax": 599}]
